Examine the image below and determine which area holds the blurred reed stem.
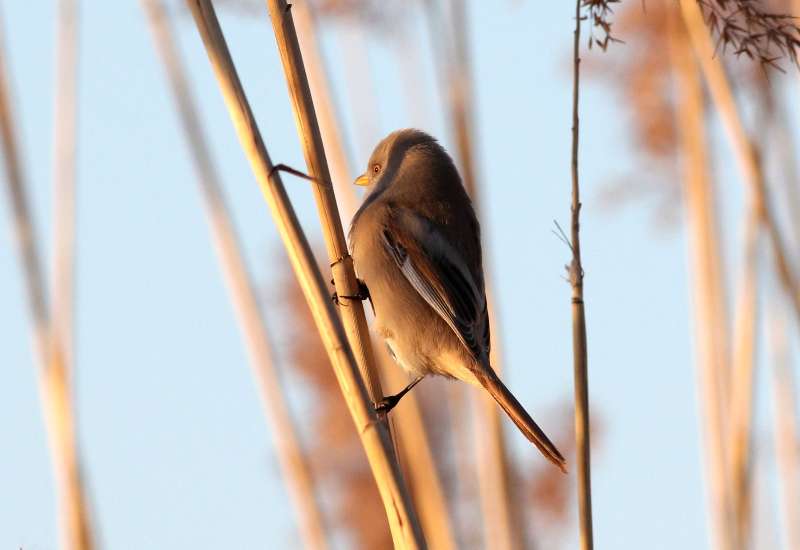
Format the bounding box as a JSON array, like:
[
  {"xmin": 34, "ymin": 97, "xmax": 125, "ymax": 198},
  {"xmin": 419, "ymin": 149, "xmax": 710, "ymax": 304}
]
[
  {"xmin": 766, "ymin": 300, "xmax": 800, "ymax": 550},
  {"xmin": 0, "ymin": 10, "xmax": 94, "ymax": 549},
  {"xmin": 140, "ymin": 2, "xmax": 328, "ymax": 547},
  {"xmin": 184, "ymin": 2, "xmax": 424, "ymax": 547},
  {"xmin": 424, "ymin": 2, "xmax": 524, "ymax": 546},
  {"xmin": 729, "ymin": 204, "xmax": 760, "ymax": 550},
  {"xmin": 570, "ymin": 3, "xmax": 593, "ymax": 550},
  {"xmin": 291, "ymin": 1, "xmax": 358, "ymax": 224},
  {"xmin": 680, "ymin": 0, "xmax": 800, "ymax": 334},
  {"xmin": 668, "ymin": 10, "xmax": 734, "ymax": 550},
  {"xmin": 51, "ymin": 0, "xmax": 78, "ymax": 378}
]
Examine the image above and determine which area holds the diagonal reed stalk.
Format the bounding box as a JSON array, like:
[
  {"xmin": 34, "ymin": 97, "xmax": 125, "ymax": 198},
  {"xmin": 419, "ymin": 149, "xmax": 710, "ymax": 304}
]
[
  {"xmin": 264, "ymin": 0, "xmax": 384, "ymax": 407},
  {"xmin": 0, "ymin": 10, "xmax": 94, "ymax": 550},
  {"xmin": 570, "ymin": 3, "xmax": 593, "ymax": 550},
  {"xmin": 139, "ymin": 2, "xmax": 328, "ymax": 547},
  {"xmin": 51, "ymin": 0, "xmax": 78, "ymax": 378},
  {"xmin": 680, "ymin": 0, "xmax": 800, "ymax": 334},
  {"xmin": 291, "ymin": 6, "xmax": 457, "ymax": 545},
  {"xmin": 184, "ymin": 2, "xmax": 425, "ymax": 547},
  {"xmin": 668, "ymin": 10, "xmax": 734, "ymax": 550}
]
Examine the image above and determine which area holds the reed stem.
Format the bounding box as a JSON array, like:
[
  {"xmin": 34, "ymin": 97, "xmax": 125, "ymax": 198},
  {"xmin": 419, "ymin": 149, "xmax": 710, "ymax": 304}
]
[
  {"xmin": 185, "ymin": 2, "xmax": 424, "ymax": 546},
  {"xmin": 141, "ymin": 2, "xmax": 328, "ymax": 546}
]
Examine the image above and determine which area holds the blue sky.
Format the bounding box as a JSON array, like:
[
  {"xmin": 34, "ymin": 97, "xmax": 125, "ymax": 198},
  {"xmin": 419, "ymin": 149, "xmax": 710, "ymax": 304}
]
[{"xmin": 1, "ymin": 1, "xmax": 791, "ymax": 548}]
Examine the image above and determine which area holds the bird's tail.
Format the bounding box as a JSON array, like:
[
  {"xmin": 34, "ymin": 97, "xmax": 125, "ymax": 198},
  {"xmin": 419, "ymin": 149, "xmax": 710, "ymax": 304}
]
[{"xmin": 476, "ymin": 368, "xmax": 567, "ymax": 473}]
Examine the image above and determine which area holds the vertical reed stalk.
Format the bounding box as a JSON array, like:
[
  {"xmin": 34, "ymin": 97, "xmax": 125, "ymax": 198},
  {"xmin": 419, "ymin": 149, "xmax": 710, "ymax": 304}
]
[
  {"xmin": 140, "ymin": 2, "xmax": 328, "ymax": 547},
  {"xmin": 184, "ymin": 2, "xmax": 424, "ymax": 547},
  {"xmin": 767, "ymin": 301, "xmax": 800, "ymax": 550},
  {"xmin": 668, "ymin": 10, "xmax": 733, "ymax": 550},
  {"xmin": 570, "ymin": 3, "xmax": 593, "ymax": 549},
  {"xmin": 426, "ymin": 2, "xmax": 523, "ymax": 546},
  {"xmin": 51, "ymin": 0, "xmax": 78, "ymax": 377},
  {"xmin": 680, "ymin": 0, "xmax": 800, "ymax": 332},
  {"xmin": 0, "ymin": 12, "xmax": 93, "ymax": 550}
]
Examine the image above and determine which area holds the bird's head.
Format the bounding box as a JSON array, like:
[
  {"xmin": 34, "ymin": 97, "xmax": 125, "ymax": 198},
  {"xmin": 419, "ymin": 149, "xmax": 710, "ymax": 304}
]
[{"xmin": 353, "ymin": 128, "xmax": 438, "ymax": 189}]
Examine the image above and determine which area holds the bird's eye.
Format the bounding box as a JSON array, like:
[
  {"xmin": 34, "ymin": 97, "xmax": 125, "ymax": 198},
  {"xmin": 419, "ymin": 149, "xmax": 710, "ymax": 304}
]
[{"xmin": 372, "ymin": 164, "xmax": 381, "ymax": 174}]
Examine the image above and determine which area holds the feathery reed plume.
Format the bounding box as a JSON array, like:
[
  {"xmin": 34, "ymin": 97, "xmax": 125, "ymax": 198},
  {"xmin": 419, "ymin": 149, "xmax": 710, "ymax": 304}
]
[
  {"xmin": 570, "ymin": 3, "xmax": 594, "ymax": 549},
  {"xmin": 0, "ymin": 10, "xmax": 94, "ymax": 550},
  {"xmin": 696, "ymin": 0, "xmax": 800, "ymax": 68},
  {"xmin": 184, "ymin": 2, "xmax": 424, "ymax": 546},
  {"xmin": 51, "ymin": 0, "xmax": 78, "ymax": 378},
  {"xmin": 681, "ymin": 0, "xmax": 800, "ymax": 334},
  {"xmin": 668, "ymin": 10, "xmax": 734, "ymax": 550},
  {"xmin": 140, "ymin": 2, "xmax": 328, "ymax": 547},
  {"xmin": 767, "ymin": 298, "xmax": 800, "ymax": 550}
]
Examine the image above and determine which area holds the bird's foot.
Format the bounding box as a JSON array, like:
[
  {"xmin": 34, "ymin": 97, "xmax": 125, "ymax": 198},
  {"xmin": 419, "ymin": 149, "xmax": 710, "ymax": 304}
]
[
  {"xmin": 373, "ymin": 376, "xmax": 424, "ymax": 416},
  {"xmin": 331, "ymin": 279, "xmax": 370, "ymax": 306}
]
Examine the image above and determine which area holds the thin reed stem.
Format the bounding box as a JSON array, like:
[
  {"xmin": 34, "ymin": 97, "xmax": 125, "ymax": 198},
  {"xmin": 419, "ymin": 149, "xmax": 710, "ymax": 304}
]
[
  {"xmin": 184, "ymin": 2, "xmax": 424, "ymax": 547},
  {"xmin": 140, "ymin": 2, "xmax": 328, "ymax": 547},
  {"xmin": 0, "ymin": 10, "xmax": 93, "ymax": 549},
  {"xmin": 570, "ymin": 3, "xmax": 593, "ymax": 550}
]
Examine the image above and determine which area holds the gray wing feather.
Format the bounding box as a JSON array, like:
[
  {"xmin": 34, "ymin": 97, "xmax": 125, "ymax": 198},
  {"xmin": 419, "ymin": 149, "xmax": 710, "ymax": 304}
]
[{"xmin": 381, "ymin": 210, "xmax": 489, "ymax": 360}]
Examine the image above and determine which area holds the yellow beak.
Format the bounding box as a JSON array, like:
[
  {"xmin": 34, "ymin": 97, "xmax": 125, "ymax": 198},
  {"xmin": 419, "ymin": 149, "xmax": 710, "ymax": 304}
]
[{"xmin": 353, "ymin": 173, "xmax": 370, "ymax": 186}]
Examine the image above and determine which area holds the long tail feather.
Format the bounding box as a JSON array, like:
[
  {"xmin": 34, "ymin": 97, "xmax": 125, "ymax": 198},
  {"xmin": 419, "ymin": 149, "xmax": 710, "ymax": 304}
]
[{"xmin": 476, "ymin": 368, "xmax": 567, "ymax": 473}]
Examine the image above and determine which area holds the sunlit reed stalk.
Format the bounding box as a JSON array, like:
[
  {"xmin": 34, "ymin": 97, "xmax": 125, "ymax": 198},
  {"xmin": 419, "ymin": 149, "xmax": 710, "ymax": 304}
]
[
  {"xmin": 291, "ymin": 6, "xmax": 458, "ymax": 546},
  {"xmin": 184, "ymin": 2, "xmax": 424, "ymax": 547},
  {"xmin": 0, "ymin": 11, "xmax": 93, "ymax": 550},
  {"xmin": 728, "ymin": 203, "xmax": 760, "ymax": 550},
  {"xmin": 766, "ymin": 299, "xmax": 800, "ymax": 550},
  {"xmin": 381, "ymin": 346, "xmax": 458, "ymax": 550},
  {"xmin": 291, "ymin": 1, "xmax": 358, "ymax": 224},
  {"xmin": 569, "ymin": 3, "xmax": 594, "ymax": 549},
  {"xmin": 139, "ymin": 2, "xmax": 328, "ymax": 547},
  {"xmin": 264, "ymin": 0, "xmax": 385, "ymax": 404},
  {"xmin": 679, "ymin": 0, "xmax": 800, "ymax": 333},
  {"xmin": 668, "ymin": 10, "xmax": 734, "ymax": 550},
  {"xmin": 51, "ymin": 0, "xmax": 78, "ymax": 377}
]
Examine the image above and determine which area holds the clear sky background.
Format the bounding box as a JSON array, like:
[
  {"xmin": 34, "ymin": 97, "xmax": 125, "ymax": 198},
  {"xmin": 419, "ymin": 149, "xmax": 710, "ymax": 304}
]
[{"xmin": 1, "ymin": 1, "xmax": 795, "ymax": 549}]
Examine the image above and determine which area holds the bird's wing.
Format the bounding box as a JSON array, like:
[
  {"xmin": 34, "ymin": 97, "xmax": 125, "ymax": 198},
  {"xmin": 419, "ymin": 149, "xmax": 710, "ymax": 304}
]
[{"xmin": 382, "ymin": 208, "xmax": 489, "ymax": 361}]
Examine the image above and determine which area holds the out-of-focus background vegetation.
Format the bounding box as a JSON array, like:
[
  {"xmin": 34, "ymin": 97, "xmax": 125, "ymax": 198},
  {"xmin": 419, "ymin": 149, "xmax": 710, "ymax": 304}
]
[{"xmin": 1, "ymin": 0, "xmax": 798, "ymax": 549}]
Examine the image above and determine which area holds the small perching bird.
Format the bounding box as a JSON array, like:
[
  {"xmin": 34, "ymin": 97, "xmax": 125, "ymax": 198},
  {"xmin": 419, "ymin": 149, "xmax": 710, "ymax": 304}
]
[{"xmin": 348, "ymin": 129, "xmax": 566, "ymax": 472}]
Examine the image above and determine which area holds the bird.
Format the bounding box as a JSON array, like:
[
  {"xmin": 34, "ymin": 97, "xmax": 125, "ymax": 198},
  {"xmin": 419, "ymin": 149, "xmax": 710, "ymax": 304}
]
[{"xmin": 347, "ymin": 128, "xmax": 566, "ymax": 472}]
